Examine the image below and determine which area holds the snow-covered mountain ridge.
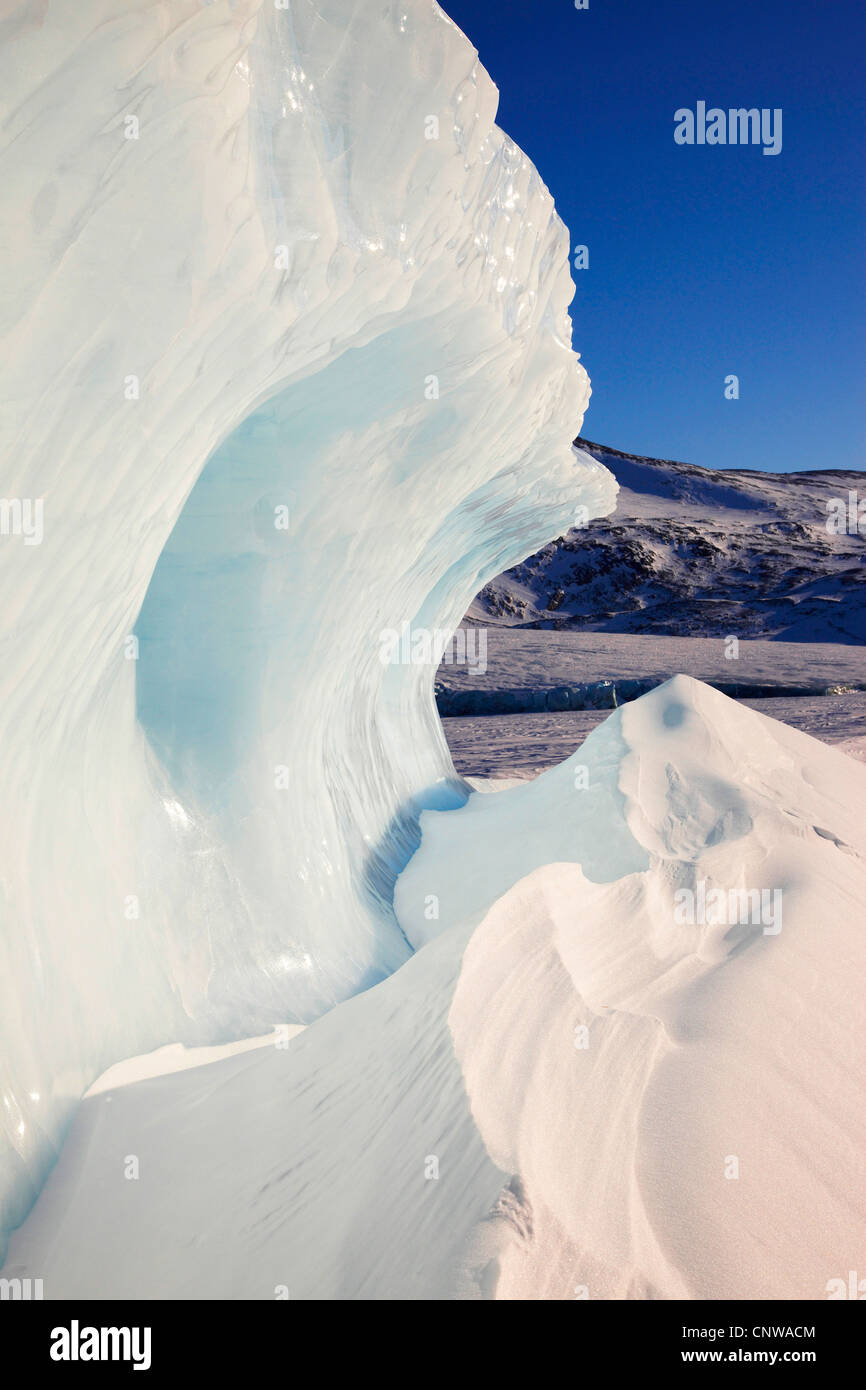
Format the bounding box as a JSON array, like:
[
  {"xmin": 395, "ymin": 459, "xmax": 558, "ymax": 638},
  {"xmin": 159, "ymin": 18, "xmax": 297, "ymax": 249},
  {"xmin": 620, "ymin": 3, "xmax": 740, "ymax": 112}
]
[{"xmin": 470, "ymin": 439, "xmax": 866, "ymax": 643}]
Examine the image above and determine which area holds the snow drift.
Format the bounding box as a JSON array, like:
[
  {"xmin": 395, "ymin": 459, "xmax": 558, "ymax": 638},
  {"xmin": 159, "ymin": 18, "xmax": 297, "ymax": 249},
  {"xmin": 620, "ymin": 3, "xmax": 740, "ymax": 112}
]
[
  {"xmin": 0, "ymin": 0, "xmax": 616, "ymax": 1249},
  {"xmin": 6, "ymin": 677, "xmax": 865, "ymax": 1298}
]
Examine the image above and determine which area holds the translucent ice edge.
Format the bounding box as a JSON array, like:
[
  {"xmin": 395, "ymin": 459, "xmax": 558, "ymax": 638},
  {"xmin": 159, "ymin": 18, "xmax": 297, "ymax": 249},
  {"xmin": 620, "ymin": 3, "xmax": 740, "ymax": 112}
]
[{"xmin": 0, "ymin": 0, "xmax": 615, "ymax": 1245}]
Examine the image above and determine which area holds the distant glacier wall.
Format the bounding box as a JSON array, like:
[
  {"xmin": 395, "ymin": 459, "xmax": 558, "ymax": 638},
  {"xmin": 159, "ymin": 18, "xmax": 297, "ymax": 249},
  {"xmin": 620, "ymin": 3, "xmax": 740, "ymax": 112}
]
[{"xmin": 0, "ymin": 0, "xmax": 615, "ymax": 1247}]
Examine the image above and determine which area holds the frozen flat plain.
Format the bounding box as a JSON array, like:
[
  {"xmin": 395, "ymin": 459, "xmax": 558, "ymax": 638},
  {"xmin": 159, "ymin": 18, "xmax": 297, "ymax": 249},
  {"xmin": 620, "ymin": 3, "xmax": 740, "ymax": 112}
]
[
  {"xmin": 439, "ymin": 631, "xmax": 866, "ymax": 775},
  {"xmin": 445, "ymin": 695, "xmax": 866, "ymax": 778},
  {"xmin": 440, "ymin": 630, "xmax": 866, "ymax": 694}
]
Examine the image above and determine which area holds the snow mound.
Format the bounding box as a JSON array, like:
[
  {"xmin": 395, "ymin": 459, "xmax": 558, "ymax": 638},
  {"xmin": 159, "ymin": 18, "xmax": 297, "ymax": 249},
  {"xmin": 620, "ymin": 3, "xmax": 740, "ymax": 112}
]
[
  {"xmin": 6, "ymin": 677, "xmax": 865, "ymax": 1298},
  {"xmin": 447, "ymin": 678, "xmax": 866, "ymax": 1298}
]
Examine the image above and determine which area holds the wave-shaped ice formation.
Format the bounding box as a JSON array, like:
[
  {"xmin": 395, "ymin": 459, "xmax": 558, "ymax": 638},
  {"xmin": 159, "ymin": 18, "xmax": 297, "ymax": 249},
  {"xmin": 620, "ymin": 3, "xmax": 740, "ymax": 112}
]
[{"xmin": 0, "ymin": 1, "xmax": 616, "ymax": 1246}]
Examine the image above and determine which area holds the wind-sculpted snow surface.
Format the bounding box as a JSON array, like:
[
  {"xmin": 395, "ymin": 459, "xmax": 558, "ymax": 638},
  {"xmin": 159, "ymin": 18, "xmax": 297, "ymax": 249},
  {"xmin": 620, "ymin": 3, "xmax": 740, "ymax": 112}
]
[
  {"xmin": 0, "ymin": 0, "xmax": 615, "ymax": 1247},
  {"xmin": 414, "ymin": 678, "xmax": 866, "ymax": 1298},
  {"xmin": 6, "ymin": 679, "xmax": 865, "ymax": 1297}
]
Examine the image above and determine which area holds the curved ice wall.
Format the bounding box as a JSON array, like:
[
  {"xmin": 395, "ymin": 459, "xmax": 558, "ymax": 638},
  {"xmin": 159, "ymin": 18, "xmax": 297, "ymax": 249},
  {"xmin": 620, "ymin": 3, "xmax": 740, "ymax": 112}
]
[{"xmin": 0, "ymin": 0, "xmax": 616, "ymax": 1244}]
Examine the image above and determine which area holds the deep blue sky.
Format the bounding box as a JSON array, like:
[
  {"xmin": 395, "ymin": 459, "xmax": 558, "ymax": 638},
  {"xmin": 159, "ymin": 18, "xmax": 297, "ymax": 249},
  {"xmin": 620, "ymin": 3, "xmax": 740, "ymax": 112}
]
[{"xmin": 442, "ymin": 0, "xmax": 864, "ymax": 473}]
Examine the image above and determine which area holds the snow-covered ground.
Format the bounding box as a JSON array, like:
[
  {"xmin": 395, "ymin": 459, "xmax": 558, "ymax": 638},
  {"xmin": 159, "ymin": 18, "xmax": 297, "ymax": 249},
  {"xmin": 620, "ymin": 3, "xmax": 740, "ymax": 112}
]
[
  {"xmin": 445, "ymin": 694, "xmax": 866, "ymax": 778},
  {"xmin": 438, "ymin": 630, "xmax": 865, "ymax": 702},
  {"xmin": 6, "ymin": 678, "xmax": 865, "ymax": 1299},
  {"xmin": 84, "ymin": 1029, "xmax": 305, "ymax": 1098},
  {"xmin": 437, "ymin": 625, "xmax": 865, "ymax": 775}
]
